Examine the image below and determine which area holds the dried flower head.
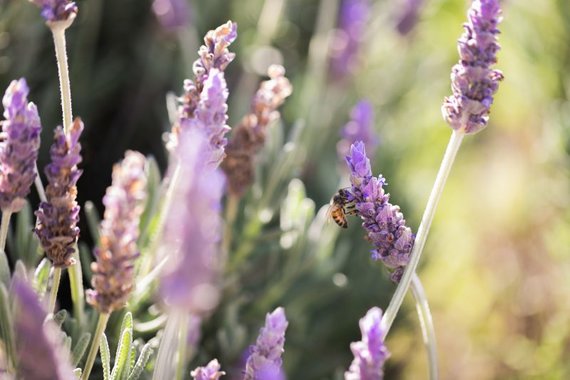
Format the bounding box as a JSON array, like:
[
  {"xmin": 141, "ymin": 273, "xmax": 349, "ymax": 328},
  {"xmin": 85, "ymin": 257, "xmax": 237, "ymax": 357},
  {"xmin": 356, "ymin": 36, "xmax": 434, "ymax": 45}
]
[
  {"xmin": 0, "ymin": 78, "xmax": 42, "ymax": 213},
  {"xmin": 34, "ymin": 118, "xmax": 83, "ymax": 268},
  {"xmin": 191, "ymin": 359, "xmax": 225, "ymax": 380},
  {"xmin": 159, "ymin": 130, "xmax": 224, "ymax": 314},
  {"xmin": 345, "ymin": 307, "xmax": 389, "ymax": 380},
  {"xmin": 337, "ymin": 100, "xmax": 378, "ymax": 163},
  {"xmin": 12, "ymin": 278, "xmax": 75, "ymax": 380},
  {"xmin": 243, "ymin": 307, "xmax": 288, "ymax": 380},
  {"xmin": 222, "ymin": 65, "xmax": 292, "ymax": 196},
  {"xmin": 86, "ymin": 151, "xmax": 147, "ymax": 314},
  {"xmin": 345, "ymin": 141, "xmax": 414, "ymax": 283},
  {"xmin": 152, "ymin": 0, "xmax": 191, "ymax": 31},
  {"xmin": 442, "ymin": 0, "xmax": 503, "ymax": 134},
  {"xmin": 29, "ymin": 0, "xmax": 78, "ymax": 23}
]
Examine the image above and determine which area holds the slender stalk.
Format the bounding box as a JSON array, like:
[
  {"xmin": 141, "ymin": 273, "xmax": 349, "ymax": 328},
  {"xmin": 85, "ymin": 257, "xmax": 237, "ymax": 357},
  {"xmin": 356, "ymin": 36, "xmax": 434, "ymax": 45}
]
[
  {"xmin": 47, "ymin": 267, "xmax": 62, "ymax": 314},
  {"xmin": 0, "ymin": 211, "xmax": 12, "ymax": 286},
  {"xmin": 81, "ymin": 312, "xmax": 110, "ymax": 380},
  {"xmin": 34, "ymin": 169, "xmax": 47, "ymax": 202},
  {"xmin": 68, "ymin": 246, "xmax": 85, "ymax": 326},
  {"xmin": 174, "ymin": 315, "xmax": 189, "ymax": 380},
  {"xmin": 222, "ymin": 194, "xmax": 239, "ymax": 264},
  {"xmin": 410, "ymin": 274, "xmax": 438, "ymax": 380},
  {"xmin": 153, "ymin": 312, "xmax": 185, "ymax": 380},
  {"xmin": 382, "ymin": 130, "xmax": 465, "ymax": 336},
  {"xmin": 50, "ymin": 24, "xmax": 73, "ymax": 133}
]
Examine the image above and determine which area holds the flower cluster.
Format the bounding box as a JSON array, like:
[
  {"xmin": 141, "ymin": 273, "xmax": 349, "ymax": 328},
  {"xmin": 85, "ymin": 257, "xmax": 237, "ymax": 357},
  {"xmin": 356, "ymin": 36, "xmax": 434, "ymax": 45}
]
[
  {"xmin": 0, "ymin": 78, "xmax": 42, "ymax": 213},
  {"xmin": 243, "ymin": 307, "xmax": 288, "ymax": 380},
  {"xmin": 30, "ymin": 0, "xmax": 78, "ymax": 23},
  {"xmin": 222, "ymin": 65, "xmax": 292, "ymax": 196},
  {"xmin": 337, "ymin": 100, "xmax": 378, "ymax": 163},
  {"xmin": 345, "ymin": 307, "xmax": 389, "ymax": 380},
  {"xmin": 345, "ymin": 141, "xmax": 414, "ymax": 283},
  {"xmin": 86, "ymin": 151, "xmax": 147, "ymax": 314},
  {"xmin": 191, "ymin": 359, "xmax": 225, "ymax": 380},
  {"xmin": 442, "ymin": 0, "xmax": 503, "ymax": 134},
  {"xmin": 34, "ymin": 118, "xmax": 83, "ymax": 268}
]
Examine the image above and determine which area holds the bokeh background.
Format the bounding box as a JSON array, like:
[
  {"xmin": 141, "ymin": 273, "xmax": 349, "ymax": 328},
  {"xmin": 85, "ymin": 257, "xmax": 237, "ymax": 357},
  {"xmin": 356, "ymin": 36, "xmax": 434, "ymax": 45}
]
[{"xmin": 1, "ymin": 0, "xmax": 569, "ymax": 378}]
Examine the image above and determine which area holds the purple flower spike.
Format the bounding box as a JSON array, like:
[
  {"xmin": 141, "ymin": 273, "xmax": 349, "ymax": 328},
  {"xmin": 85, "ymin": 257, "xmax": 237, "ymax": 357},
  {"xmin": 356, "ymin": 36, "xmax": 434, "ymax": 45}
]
[
  {"xmin": 345, "ymin": 307, "xmax": 389, "ymax": 380},
  {"xmin": 12, "ymin": 278, "xmax": 75, "ymax": 380},
  {"xmin": 34, "ymin": 118, "xmax": 83, "ymax": 268},
  {"xmin": 442, "ymin": 0, "xmax": 503, "ymax": 134},
  {"xmin": 0, "ymin": 78, "xmax": 42, "ymax": 213},
  {"xmin": 338, "ymin": 101, "xmax": 378, "ymax": 163},
  {"xmin": 243, "ymin": 307, "xmax": 288, "ymax": 380},
  {"xmin": 191, "ymin": 359, "xmax": 225, "ymax": 380},
  {"xmin": 345, "ymin": 142, "xmax": 414, "ymax": 283},
  {"xmin": 87, "ymin": 151, "xmax": 147, "ymax": 314},
  {"xmin": 160, "ymin": 130, "xmax": 224, "ymax": 315},
  {"xmin": 30, "ymin": 0, "xmax": 78, "ymax": 23},
  {"xmin": 152, "ymin": 0, "xmax": 191, "ymax": 31}
]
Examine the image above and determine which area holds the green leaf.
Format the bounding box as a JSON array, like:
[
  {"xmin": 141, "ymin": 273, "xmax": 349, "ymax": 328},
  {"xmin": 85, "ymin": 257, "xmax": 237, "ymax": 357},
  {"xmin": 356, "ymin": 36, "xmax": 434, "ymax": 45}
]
[
  {"xmin": 111, "ymin": 312, "xmax": 133, "ymax": 380},
  {"xmin": 78, "ymin": 242, "xmax": 93, "ymax": 282},
  {"xmin": 84, "ymin": 201, "xmax": 101, "ymax": 244},
  {"xmin": 138, "ymin": 156, "xmax": 161, "ymax": 248},
  {"xmin": 52, "ymin": 309, "xmax": 68, "ymax": 327},
  {"xmin": 0, "ymin": 283, "xmax": 15, "ymax": 369},
  {"xmin": 72, "ymin": 332, "xmax": 91, "ymax": 367},
  {"xmin": 33, "ymin": 258, "xmax": 51, "ymax": 297},
  {"xmin": 127, "ymin": 343, "xmax": 153, "ymax": 380},
  {"xmin": 100, "ymin": 333, "xmax": 111, "ymax": 380}
]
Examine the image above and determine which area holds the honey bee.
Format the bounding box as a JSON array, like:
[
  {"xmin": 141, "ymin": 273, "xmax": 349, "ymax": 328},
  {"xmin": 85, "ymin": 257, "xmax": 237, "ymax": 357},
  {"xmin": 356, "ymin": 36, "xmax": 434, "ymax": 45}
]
[{"xmin": 327, "ymin": 188, "xmax": 356, "ymax": 228}]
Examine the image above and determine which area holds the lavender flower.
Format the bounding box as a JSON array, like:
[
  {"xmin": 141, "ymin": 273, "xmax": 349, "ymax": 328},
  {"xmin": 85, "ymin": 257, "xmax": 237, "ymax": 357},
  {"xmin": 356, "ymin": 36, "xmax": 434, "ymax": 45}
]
[
  {"xmin": 0, "ymin": 78, "xmax": 41, "ymax": 213},
  {"xmin": 159, "ymin": 130, "xmax": 224, "ymax": 315},
  {"xmin": 330, "ymin": 0, "xmax": 370, "ymax": 80},
  {"xmin": 191, "ymin": 359, "xmax": 225, "ymax": 380},
  {"xmin": 222, "ymin": 65, "xmax": 292, "ymax": 196},
  {"xmin": 395, "ymin": 0, "xmax": 423, "ymax": 35},
  {"xmin": 337, "ymin": 100, "xmax": 378, "ymax": 163},
  {"xmin": 34, "ymin": 118, "xmax": 83, "ymax": 268},
  {"xmin": 86, "ymin": 151, "xmax": 147, "ymax": 314},
  {"xmin": 152, "ymin": 0, "xmax": 191, "ymax": 31},
  {"xmin": 29, "ymin": 0, "xmax": 78, "ymax": 23},
  {"xmin": 243, "ymin": 307, "xmax": 288, "ymax": 380},
  {"xmin": 442, "ymin": 0, "xmax": 503, "ymax": 134},
  {"xmin": 345, "ymin": 307, "xmax": 389, "ymax": 380},
  {"xmin": 12, "ymin": 278, "xmax": 75, "ymax": 380},
  {"xmin": 345, "ymin": 141, "xmax": 414, "ymax": 283}
]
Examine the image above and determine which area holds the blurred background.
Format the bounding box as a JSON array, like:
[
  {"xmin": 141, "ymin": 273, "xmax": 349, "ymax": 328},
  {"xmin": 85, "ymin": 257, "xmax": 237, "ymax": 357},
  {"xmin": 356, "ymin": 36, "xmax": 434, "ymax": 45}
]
[{"xmin": 1, "ymin": 0, "xmax": 569, "ymax": 378}]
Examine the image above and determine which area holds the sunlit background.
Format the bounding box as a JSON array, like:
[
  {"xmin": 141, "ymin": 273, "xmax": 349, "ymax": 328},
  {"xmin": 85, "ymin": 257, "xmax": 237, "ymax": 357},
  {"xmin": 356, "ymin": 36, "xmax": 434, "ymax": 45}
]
[{"xmin": 1, "ymin": 0, "xmax": 569, "ymax": 378}]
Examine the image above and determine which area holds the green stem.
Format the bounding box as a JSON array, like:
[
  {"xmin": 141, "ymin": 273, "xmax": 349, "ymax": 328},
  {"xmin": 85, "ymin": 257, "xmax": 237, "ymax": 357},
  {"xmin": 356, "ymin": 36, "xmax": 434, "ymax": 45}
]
[
  {"xmin": 382, "ymin": 130, "xmax": 465, "ymax": 336},
  {"xmin": 410, "ymin": 274, "xmax": 438, "ymax": 380},
  {"xmin": 47, "ymin": 267, "xmax": 62, "ymax": 314},
  {"xmin": 81, "ymin": 312, "xmax": 110, "ymax": 380},
  {"xmin": 222, "ymin": 194, "xmax": 239, "ymax": 265},
  {"xmin": 50, "ymin": 23, "xmax": 73, "ymax": 133},
  {"xmin": 0, "ymin": 210, "xmax": 12, "ymax": 286},
  {"xmin": 68, "ymin": 246, "xmax": 85, "ymax": 326},
  {"xmin": 174, "ymin": 316, "xmax": 189, "ymax": 380},
  {"xmin": 34, "ymin": 169, "xmax": 47, "ymax": 203},
  {"xmin": 152, "ymin": 312, "xmax": 185, "ymax": 380}
]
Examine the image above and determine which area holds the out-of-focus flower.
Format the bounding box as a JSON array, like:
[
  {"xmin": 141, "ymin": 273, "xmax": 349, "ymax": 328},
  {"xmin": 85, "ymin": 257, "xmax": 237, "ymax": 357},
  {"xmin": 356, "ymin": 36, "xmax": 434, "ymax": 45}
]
[
  {"xmin": 394, "ymin": 0, "xmax": 423, "ymax": 35},
  {"xmin": 337, "ymin": 100, "xmax": 378, "ymax": 163},
  {"xmin": 34, "ymin": 118, "xmax": 83, "ymax": 268},
  {"xmin": 0, "ymin": 78, "xmax": 41, "ymax": 213},
  {"xmin": 86, "ymin": 151, "xmax": 147, "ymax": 314},
  {"xmin": 152, "ymin": 0, "xmax": 191, "ymax": 31},
  {"xmin": 29, "ymin": 0, "xmax": 78, "ymax": 23},
  {"xmin": 191, "ymin": 359, "xmax": 225, "ymax": 380},
  {"xmin": 345, "ymin": 141, "xmax": 414, "ymax": 283},
  {"xmin": 12, "ymin": 278, "xmax": 75, "ymax": 380},
  {"xmin": 243, "ymin": 307, "xmax": 288, "ymax": 380},
  {"xmin": 442, "ymin": 0, "xmax": 503, "ymax": 134},
  {"xmin": 221, "ymin": 65, "xmax": 292, "ymax": 197},
  {"xmin": 329, "ymin": 0, "xmax": 370, "ymax": 80},
  {"xmin": 345, "ymin": 307, "xmax": 389, "ymax": 380},
  {"xmin": 159, "ymin": 130, "xmax": 224, "ymax": 315}
]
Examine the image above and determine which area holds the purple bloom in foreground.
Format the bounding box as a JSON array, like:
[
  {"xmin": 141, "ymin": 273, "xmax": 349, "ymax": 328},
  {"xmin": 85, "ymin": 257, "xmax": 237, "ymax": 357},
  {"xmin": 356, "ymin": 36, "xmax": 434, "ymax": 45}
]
[
  {"xmin": 345, "ymin": 307, "xmax": 389, "ymax": 380},
  {"xmin": 345, "ymin": 141, "xmax": 414, "ymax": 283},
  {"xmin": 243, "ymin": 307, "xmax": 288, "ymax": 380},
  {"xmin": 34, "ymin": 118, "xmax": 83, "ymax": 268},
  {"xmin": 191, "ymin": 359, "xmax": 225, "ymax": 380},
  {"xmin": 152, "ymin": 0, "xmax": 191, "ymax": 31},
  {"xmin": 330, "ymin": 0, "xmax": 370, "ymax": 80},
  {"xmin": 160, "ymin": 130, "xmax": 224, "ymax": 315},
  {"xmin": 337, "ymin": 100, "xmax": 378, "ymax": 163},
  {"xmin": 12, "ymin": 278, "xmax": 75, "ymax": 380},
  {"xmin": 395, "ymin": 0, "xmax": 424, "ymax": 35},
  {"xmin": 0, "ymin": 78, "xmax": 41, "ymax": 213},
  {"xmin": 87, "ymin": 151, "xmax": 147, "ymax": 314},
  {"xmin": 442, "ymin": 0, "xmax": 503, "ymax": 134},
  {"xmin": 30, "ymin": 0, "xmax": 78, "ymax": 23}
]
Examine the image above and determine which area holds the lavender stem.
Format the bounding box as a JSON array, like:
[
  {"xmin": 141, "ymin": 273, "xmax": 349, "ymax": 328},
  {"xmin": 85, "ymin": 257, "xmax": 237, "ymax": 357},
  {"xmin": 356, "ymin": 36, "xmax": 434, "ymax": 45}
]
[
  {"xmin": 222, "ymin": 193, "xmax": 239, "ymax": 265},
  {"xmin": 68, "ymin": 247, "xmax": 85, "ymax": 326},
  {"xmin": 174, "ymin": 315, "xmax": 189, "ymax": 380},
  {"xmin": 411, "ymin": 273, "xmax": 438, "ymax": 380},
  {"xmin": 81, "ymin": 312, "xmax": 110, "ymax": 380},
  {"xmin": 50, "ymin": 25, "xmax": 73, "ymax": 133},
  {"xmin": 34, "ymin": 168, "xmax": 47, "ymax": 202},
  {"xmin": 47, "ymin": 266, "xmax": 62, "ymax": 314},
  {"xmin": 153, "ymin": 312, "xmax": 186, "ymax": 380},
  {"xmin": 0, "ymin": 210, "xmax": 11, "ymax": 285},
  {"xmin": 382, "ymin": 129, "xmax": 464, "ymax": 335}
]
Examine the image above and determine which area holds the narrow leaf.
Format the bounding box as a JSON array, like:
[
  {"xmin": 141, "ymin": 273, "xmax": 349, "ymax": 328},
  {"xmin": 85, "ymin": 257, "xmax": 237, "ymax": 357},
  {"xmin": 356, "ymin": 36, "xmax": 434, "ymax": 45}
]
[
  {"xmin": 33, "ymin": 258, "xmax": 51, "ymax": 297},
  {"xmin": 111, "ymin": 312, "xmax": 133, "ymax": 380},
  {"xmin": 0, "ymin": 283, "xmax": 15, "ymax": 368},
  {"xmin": 53, "ymin": 309, "xmax": 68, "ymax": 327},
  {"xmin": 100, "ymin": 333, "xmax": 111, "ymax": 380},
  {"xmin": 127, "ymin": 343, "xmax": 153, "ymax": 380},
  {"xmin": 72, "ymin": 332, "xmax": 91, "ymax": 367},
  {"xmin": 84, "ymin": 201, "xmax": 101, "ymax": 244}
]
